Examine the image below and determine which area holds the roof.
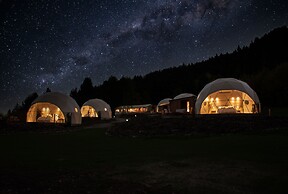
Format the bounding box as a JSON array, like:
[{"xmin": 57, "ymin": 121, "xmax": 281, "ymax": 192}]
[
  {"xmin": 32, "ymin": 92, "xmax": 80, "ymax": 113},
  {"xmin": 82, "ymin": 98, "xmax": 111, "ymax": 112},
  {"xmin": 174, "ymin": 93, "xmax": 196, "ymax": 100},
  {"xmin": 157, "ymin": 98, "xmax": 172, "ymax": 106},
  {"xmin": 195, "ymin": 78, "xmax": 260, "ymax": 113},
  {"xmin": 116, "ymin": 104, "xmax": 152, "ymax": 109}
]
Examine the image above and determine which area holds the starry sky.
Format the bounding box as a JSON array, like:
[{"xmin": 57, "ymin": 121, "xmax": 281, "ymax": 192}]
[{"xmin": 0, "ymin": 0, "xmax": 287, "ymax": 114}]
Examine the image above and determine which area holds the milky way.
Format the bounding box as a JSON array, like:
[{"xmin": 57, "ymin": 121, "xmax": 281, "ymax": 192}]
[{"xmin": 0, "ymin": 0, "xmax": 288, "ymax": 113}]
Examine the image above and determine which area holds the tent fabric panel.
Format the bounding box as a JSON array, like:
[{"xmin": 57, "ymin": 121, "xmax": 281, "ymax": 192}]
[{"xmin": 32, "ymin": 92, "xmax": 80, "ymax": 113}]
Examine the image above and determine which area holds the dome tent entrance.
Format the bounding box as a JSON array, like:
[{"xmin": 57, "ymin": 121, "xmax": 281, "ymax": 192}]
[
  {"xmin": 195, "ymin": 78, "xmax": 260, "ymax": 114},
  {"xmin": 26, "ymin": 92, "xmax": 81, "ymax": 125},
  {"xmin": 81, "ymin": 99, "xmax": 112, "ymax": 119}
]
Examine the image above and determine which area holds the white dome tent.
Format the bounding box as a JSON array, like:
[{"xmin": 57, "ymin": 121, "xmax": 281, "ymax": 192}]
[
  {"xmin": 156, "ymin": 98, "xmax": 172, "ymax": 113},
  {"xmin": 81, "ymin": 98, "xmax": 112, "ymax": 119},
  {"xmin": 26, "ymin": 92, "xmax": 82, "ymax": 125},
  {"xmin": 170, "ymin": 93, "xmax": 196, "ymax": 113},
  {"xmin": 195, "ymin": 78, "xmax": 260, "ymax": 114}
]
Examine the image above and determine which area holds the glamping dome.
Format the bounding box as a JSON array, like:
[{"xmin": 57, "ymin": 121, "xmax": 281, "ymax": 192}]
[
  {"xmin": 174, "ymin": 93, "xmax": 195, "ymax": 100},
  {"xmin": 26, "ymin": 92, "xmax": 81, "ymax": 125},
  {"xmin": 170, "ymin": 93, "xmax": 196, "ymax": 113},
  {"xmin": 156, "ymin": 98, "xmax": 172, "ymax": 113},
  {"xmin": 195, "ymin": 78, "xmax": 260, "ymax": 114},
  {"xmin": 81, "ymin": 99, "xmax": 112, "ymax": 119}
]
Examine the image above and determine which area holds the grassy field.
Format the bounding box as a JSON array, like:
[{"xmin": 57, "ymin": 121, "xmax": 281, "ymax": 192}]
[{"xmin": 0, "ymin": 126, "xmax": 288, "ymax": 193}]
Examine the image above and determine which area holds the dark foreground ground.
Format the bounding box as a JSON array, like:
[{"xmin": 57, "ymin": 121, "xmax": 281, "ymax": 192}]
[{"xmin": 0, "ymin": 116, "xmax": 288, "ymax": 193}]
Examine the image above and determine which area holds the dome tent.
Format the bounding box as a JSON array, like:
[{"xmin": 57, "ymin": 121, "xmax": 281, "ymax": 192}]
[
  {"xmin": 174, "ymin": 93, "xmax": 195, "ymax": 100},
  {"xmin": 81, "ymin": 98, "xmax": 112, "ymax": 119},
  {"xmin": 26, "ymin": 92, "xmax": 81, "ymax": 125},
  {"xmin": 195, "ymin": 78, "xmax": 260, "ymax": 114},
  {"xmin": 170, "ymin": 93, "xmax": 196, "ymax": 113},
  {"xmin": 156, "ymin": 98, "xmax": 172, "ymax": 113}
]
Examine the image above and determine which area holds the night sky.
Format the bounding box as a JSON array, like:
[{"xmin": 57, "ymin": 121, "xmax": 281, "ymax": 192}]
[{"xmin": 0, "ymin": 0, "xmax": 287, "ymax": 114}]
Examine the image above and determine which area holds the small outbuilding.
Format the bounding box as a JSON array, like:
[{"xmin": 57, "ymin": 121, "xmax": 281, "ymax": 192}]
[
  {"xmin": 81, "ymin": 99, "xmax": 112, "ymax": 119},
  {"xmin": 169, "ymin": 93, "xmax": 196, "ymax": 114},
  {"xmin": 195, "ymin": 78, "xmax": 260, "ymax": 114},
  {"xmin": 156, "ymin": 98, "xmax": 172, "ymax": 113},
  {"xmin": 26, "ymin": 92, "xmax": 81, "ymax": 125}
]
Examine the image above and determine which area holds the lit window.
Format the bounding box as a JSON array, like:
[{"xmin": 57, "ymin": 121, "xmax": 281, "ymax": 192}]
[
  {"xmin": 75, "ymin": 108, "xmax": 78, "ymax": 112},
  {"xmin": 186, "ymin": 101, "xmax": 190, "ymax": 112},
  {"xmin": 104, "ymin": 108, "xmax": 107, "ymax": 111}
]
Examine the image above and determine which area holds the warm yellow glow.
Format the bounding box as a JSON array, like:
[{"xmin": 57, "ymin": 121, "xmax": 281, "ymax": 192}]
[
  {"xmin": 200, "ymin": 90, "xmax": 258, "ymax": 114},
  {"xmin": 74, "ymin": 107, "xmax": 78, "ymax": 112},
  {"xmin": 186, "ymin": 101, "xmax": 190, "ymax": 112},
  {"xmin": 81, "ymin": 106, "xmax": 98, "ymax": 117},
  {"xmin": 26, "ymin": 103, "xmax": 65, "ymax": 123},
  {"xmin": 127, "ymin": 107, "xmax": 148, "ymax": 113},
  {"xmin": 116, "ymin": 105, "xmax": 151, "ymax": 114}
]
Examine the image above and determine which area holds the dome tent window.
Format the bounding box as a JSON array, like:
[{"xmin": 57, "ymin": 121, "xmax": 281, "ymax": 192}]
[
  {"xmin": 27, "ymin": 103, "xmax": 65, "ymax": 123},
  {"xmin": 81, "ymin": 99, "xmax": 112, "ymax": 120},
  {"xmin": 195, "ymin": 78, "xmax": 260, "ymax": 114}
]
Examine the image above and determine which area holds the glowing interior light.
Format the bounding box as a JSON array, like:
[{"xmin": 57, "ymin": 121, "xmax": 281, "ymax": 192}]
[{"xmin": 104, "ymin": 108, "xmax": 107, "ymax": 111}]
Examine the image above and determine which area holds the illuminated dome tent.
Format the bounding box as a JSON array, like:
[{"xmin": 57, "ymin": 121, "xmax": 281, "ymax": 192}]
[
  {"xmin": 169, "ymin": 93, "xmax": 196, "ymax": 113},
  {"xmin": 81, "ymin": 99, "xmax": 112, "ymax": 119},
  {"xmin": 195, "ymin": 78, "xmax": 260, "ymax": 114},
  {"xmin": 27, "ymin": 92, "xmax": 81, "ymax": 125},
  {"xmin": 156, "ymin": 98, "xmax": 172, "ymax": 113}
]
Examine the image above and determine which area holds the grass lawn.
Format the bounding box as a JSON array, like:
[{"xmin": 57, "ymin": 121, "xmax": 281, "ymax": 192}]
[{"xmin": 0, "ymin": 127, "xmax": 288, "ymax": 193}]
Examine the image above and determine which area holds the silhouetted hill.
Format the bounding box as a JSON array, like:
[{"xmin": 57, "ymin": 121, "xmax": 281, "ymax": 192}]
[{"xmin": 69, "ymin": 26, "xmax": 287, "ymax": 111}]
